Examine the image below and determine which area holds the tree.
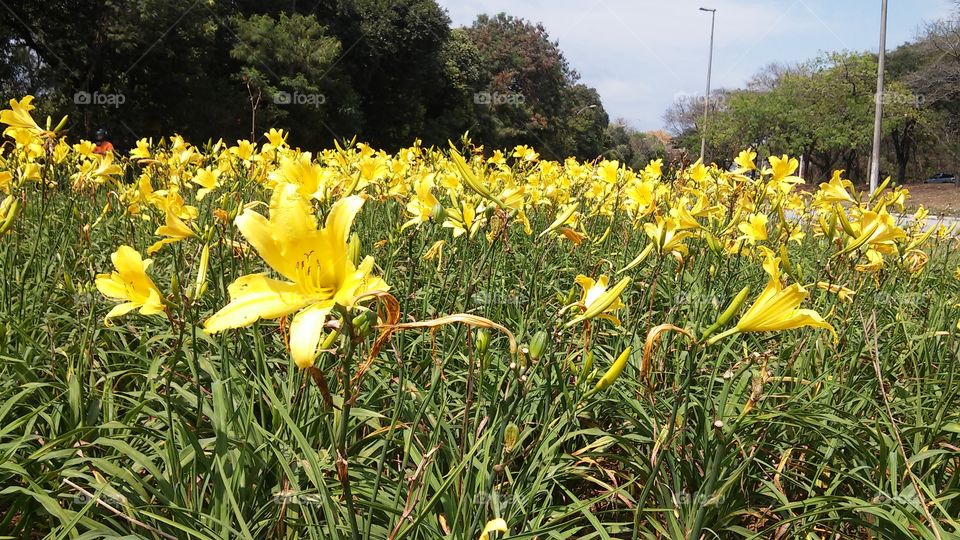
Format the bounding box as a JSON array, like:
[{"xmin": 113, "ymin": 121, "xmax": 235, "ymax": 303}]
[
  {"xmin": 314, "ymin": 0, "xmax": 453, "ymax": 148},
  {"xmin": 464, "ymin": 13, "xmax": 608, "ymax": 159},
  {"xmin": 0, "ymin": 0, "xmax": 248, "ymax": 146},
  {"xmin": 230, "ymin": 12, "xmax": 358, "ymax": 146},
  {"xmin": 603, "ymin": 121, "xmax": 667, "ymax": 169},
  {"xmin": 0, "ymin": 1, "xmax": 613, "ymax": 156}
]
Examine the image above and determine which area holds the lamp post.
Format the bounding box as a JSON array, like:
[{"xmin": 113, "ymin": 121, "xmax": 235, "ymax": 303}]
[
  {"xmin": 869, "ymin": 0, "xmax": 888, "ymax": 193},
  {"xmin": 574, "ymin": 104, "xmax": 598, "ymax": 116},
  {"xmin": 699, "ymin": 7, "xmax": 716, "ymax": 163}
]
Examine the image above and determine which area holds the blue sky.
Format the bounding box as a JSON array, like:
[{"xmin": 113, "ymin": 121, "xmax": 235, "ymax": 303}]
[{"xmin": 436, "ymin": 0, "xmax": 955, "ymax": 131}]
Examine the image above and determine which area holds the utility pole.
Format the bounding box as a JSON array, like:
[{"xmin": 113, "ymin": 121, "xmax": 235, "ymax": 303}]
[
  {"xmin": 869, "ymin": 0, "xmax": 888, "ymax": 193},
  {"xmin": 699, "ymin": 7, "xmax": 716, "ymax": 163}
]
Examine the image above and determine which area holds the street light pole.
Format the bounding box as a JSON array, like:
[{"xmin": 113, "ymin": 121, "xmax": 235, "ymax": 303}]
[
  {"xmin": 699, "ymin": 7, "xmax": 716, "ymax": 163},
  {"xmin": 869, "ymin": 0, "xmax": 888, "ymax": 193}
]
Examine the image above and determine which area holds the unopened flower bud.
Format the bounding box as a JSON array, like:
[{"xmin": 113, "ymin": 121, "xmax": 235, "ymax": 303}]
[{"xmin": 528, "ymin": 330, "xmax": 548, "ymax": 361}]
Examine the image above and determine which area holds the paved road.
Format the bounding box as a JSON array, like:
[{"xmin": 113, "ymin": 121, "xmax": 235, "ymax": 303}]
[{"xmin": 898, "ymin": 214, "xmax": 960, "ymax": 232}]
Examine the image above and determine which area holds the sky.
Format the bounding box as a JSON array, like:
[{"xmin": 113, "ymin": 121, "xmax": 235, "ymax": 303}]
[{"xmin": 436, "ymin": 0, "xmax": 955, "ymax": 131}]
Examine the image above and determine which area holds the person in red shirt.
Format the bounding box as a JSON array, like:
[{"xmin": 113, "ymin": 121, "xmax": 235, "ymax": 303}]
[{"xmin": 93, "ymin": 128, "xmax": 114, "ymax": 154}]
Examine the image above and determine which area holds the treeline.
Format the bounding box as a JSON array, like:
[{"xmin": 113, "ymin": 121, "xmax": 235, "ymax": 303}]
[
  {"xmin": 666, "ymin": 5, "xmax": 960, "ymax": 184},
  {"xmin": 0, "ymin": 1, "xmax": 614, "ymax": 160}
]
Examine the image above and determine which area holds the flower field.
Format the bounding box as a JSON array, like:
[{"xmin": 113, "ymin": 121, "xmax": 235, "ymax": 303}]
[{"xmin": 1, "ymin": 95, "xmax": 959, "ymax": 538}]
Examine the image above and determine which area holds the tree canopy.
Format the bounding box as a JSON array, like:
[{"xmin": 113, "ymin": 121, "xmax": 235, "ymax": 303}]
[{"xmin": 0, "ymin": 0, "xmax": 611, "ymax": 159}]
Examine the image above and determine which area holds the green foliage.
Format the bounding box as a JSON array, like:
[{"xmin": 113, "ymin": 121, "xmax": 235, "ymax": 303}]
[
  {"xmin": 1, "ymin": 154, "xmax": 959, "ymax": 538},
  {"xmin": 0, "ymin": 1, "xmax": 610, "ymax": 159},
  {"xmin": 671, "ymin": 7, "xmax": 960, "ymax": 185},
  {"xmin": 604, "ymin": 122, "xmax": 667, "ymax": 169},
  {"xmin": 230, "ymin": 11, "xmax": 359, "ymax": 143},
  {"xmin": 466, "ymin": 13, "xmax": 602, "ymax": 160}
]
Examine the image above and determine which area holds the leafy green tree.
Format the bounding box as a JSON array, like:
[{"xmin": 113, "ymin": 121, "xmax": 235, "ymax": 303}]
[
  {"xmin": 0, "ymin": 0, "xmax": 613, "ymax": 156},
  {"xmin": 230, "ymin": 12, "xmax": 359, "ymax": 147},
  {"xmin": 313, "ymin": 0, "xmax": 453, "ymax": 148},
  {"xmin": 0, "ymin": 0, "xmax": 248, "ymax": 146},
  {"xmin": 558, "ymin": 84, "xmax": 608, "ymax": 160},
  {"xmin": 604, "ymin": 121, "xmax": 667, "ymax": 169},
  {"xmin": 465, "ymin": 13, "xmax": 608, "ymax": 159},
  {"xmin": 423, "ymin": 28, "xmax": 486, "ymax": 144}
]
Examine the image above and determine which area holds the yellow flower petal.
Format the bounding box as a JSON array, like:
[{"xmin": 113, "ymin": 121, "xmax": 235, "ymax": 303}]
[
  {"xmin": 204, "ymin": 274, "xmax": 309, "ymax": 333},
  {"xmin": 478, "ymin": 518, "xmax": 508, "ymax": 540},
  {"xmin": 289, "ymin": 302, "xmax": 335, "ymax": 368}
]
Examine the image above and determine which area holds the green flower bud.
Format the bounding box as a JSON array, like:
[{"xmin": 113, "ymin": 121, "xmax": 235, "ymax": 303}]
[
  {"xmin": 475, "ymin": 329, "xmax": 490, "ymax": 358},
  {"xmin": 528, "ymin": 330, "xmax": 548, "ymax": 360},
  {"xmin": 430, "ymin": 202, "xmax": 446, "ymax": 222},
  {"xmin": 352, "ymin": 310, "xmax": 376, "ymax": 338},
  {"xmin": 503, "ymin": 422, "xmax": 519, "ymax": 452}
]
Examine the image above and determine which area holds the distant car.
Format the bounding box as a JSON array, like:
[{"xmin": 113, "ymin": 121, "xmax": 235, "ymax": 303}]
[{"xmin": 923, "ymin": 172, "xmax": 957, "ymax": 184}]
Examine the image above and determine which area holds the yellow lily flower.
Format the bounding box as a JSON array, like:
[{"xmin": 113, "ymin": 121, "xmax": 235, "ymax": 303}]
[
  {"xmin": 512, "ymin": 144, "xmax": 538, "ymax": 162},
  {"xmin": 268, "ymin": 152, "xmax": 325, "ymax": 200},
  {"xmin": 130, "ymin": 138, "xmax": 152, "ymax": 160},
  {"xmin": 70, "ymin": 154, "xmax": 123, "ymax": 190},
  {"xmin": 478, "ymin": 518, "xmax": 508, "ymax": 540},
  {"xmin": 0, "ymin": 96, "xmax": 45, "ymax": 138},
  {"xmin": 597, "ymin": 160, "xmax": 619, "ymax": 184},
  {"xmin": 191, "ymin": 167, "xmax": 221, "ymax": 201},
  {"xmin": 204, "ymin": 185, "xmax": 388, "ymax": 368},
  {"xmin": 538, "ymin": 203, "xmax": 578, "ymax": 239},
  {"xmin": 855, "ymin": 249, "xmax": 885, "ymax": 273},
  {"xmin": 669, "ymin": 201, "xmax": 701, "ymax": 230},
  {"xmin": 766, "ymin": 155, "xmax": 804, "ymax": 194},
  {"xmin": 422, "ymin": 239, "xmax": 446, "ymax": 270},
  {"xmin": 147, "ymin": 208, "xmax": 195, "ymax": 254},
  {"xmin": 816, "ymin": 281, "xmax": 855, "ymax": 303},
  {"xmin": 264, "ymin": 128, "xmax": 288, "ymax": 149},
  {"xmin": 842, "ymin": 208, "xmax": 906, "ymax": 255},
  {"xmin": 95, "ymin": 245, "xmax": 166, "ymax": 322},
  {"xmin": 0, "ymin": 194, "xmax": 21, "ymax": 236},
  {"xmin": 624, "ymin": 179, "xmax": 656, "ymax": 217},
  {"xmin": 644, "ymin": 216, "xmax": 692, "ymax": 260},
  {"xmin": 738, "ymin": 213, "xmax": 769, "ymax": 245},
  {"xmin": 402, "ymin": 176, "xmax": 440, "ymax": 231},
  {"xmin": 734, "ymin": 149, "xmax": 757, "ymax": 171},
  {"xmin": 768, "ymin": 154, "xmax": 799, "ymax": 181},
  {"xmin": 708, "ymin": 253, "xmax": 834, "ymax": 344},
  {"xmin": 817, "ymin": 170, "xmax": 856, "ymax": 204},
  {"xmin": 563, "ymin": 274, "xmax": 629, "ymax": 327},
  {"xmin": 643, "ymin": 158, "xmax": 663, "ymax": 180},
  {"xmin": 903, "ymin": 249, "xmax": 929, "ymax": 275},
  {"xmin": 443, "ymin": 197, "xmax": 485, "ymax": 238}
]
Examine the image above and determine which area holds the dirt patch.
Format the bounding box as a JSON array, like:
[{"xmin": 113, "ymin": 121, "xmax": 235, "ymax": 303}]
[
  {"xmin": 894, "ymin": 183, "xmax": 960, "ymax": 216},
  {"xmin": 798, "ymin": 181, "xmax": 960, "ymax": 216}
]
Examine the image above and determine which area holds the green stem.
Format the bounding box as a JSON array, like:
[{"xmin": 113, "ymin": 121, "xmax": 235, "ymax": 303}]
[
  {"xmin": 705, "ymin": 326, "xmax": 739, "ymax": 346},
  {"xmin": 337, "ymin": 311, "xmax": 360, "ymax": 540},
  {"xmin": 632, "ymin": 345, "xmax": 698, "ymax": 537}
]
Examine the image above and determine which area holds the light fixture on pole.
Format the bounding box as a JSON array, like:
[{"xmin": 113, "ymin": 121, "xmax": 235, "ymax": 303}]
[
  {"xmin": 869, "ymin": 0, "xmax": 888, "ymax": 193},
  {"xmin": 699, "ymin": 7, "xmax": 717, "ymax": 163}
]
